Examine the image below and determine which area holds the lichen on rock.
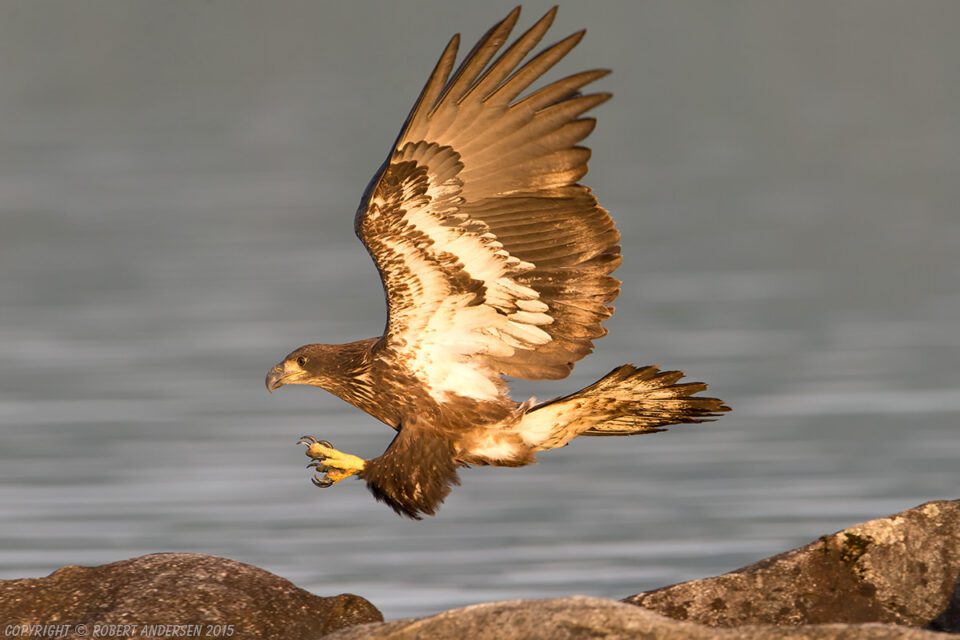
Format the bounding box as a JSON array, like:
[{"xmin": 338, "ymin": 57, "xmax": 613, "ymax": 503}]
[{"xmin": 625, "ymin": 499, "xmax": 960, "ymax": 631}]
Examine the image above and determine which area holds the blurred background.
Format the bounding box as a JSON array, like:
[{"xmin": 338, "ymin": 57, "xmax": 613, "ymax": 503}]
[{"xmin": 1, "ymin": 0, "xmax": 958, "ymax": 619}]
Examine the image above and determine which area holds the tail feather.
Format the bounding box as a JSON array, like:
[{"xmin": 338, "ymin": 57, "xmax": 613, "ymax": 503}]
[
  {"xmin": 583, "ymin": 365, "xmax": 728, "ymax": 436},
  {"xmin": 525, "ymin": 364, "xmax": 729, "ymax": 450}
]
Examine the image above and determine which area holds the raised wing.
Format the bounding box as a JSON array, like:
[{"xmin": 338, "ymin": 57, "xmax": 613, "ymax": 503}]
[{"xmin": 357, "ymin": 7, "xmax": 620, "ymax": 403}]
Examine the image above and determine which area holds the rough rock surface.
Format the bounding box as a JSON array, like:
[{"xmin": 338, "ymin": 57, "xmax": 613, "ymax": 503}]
[
  {"xmin": 625, "ymin": 499, "xmax": 960, "ymax": 631},
  {"xmin": 3, "ymin": 500, "xmax": 957, "ymax": 639},
  {"xmin": 0, "ymin": 552, "xmax": 382, "ymax": 639},
  {"xmin": 322, "ymin": 596, "xmax": 946, "ymax": 640}
]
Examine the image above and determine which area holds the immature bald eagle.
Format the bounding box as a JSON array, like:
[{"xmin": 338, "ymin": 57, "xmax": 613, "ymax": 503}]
[{"xmin": 266, "ymin": 6, "xmax": 729, "ymax": 519}]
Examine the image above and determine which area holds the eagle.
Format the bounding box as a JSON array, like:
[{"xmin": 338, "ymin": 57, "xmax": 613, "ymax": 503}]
[{"xmin": 265, "ymin": 6, "xmax": 729, "ymax": 519}]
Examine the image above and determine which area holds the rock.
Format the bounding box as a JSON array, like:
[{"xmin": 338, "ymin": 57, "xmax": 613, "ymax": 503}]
[
  {"xmin": 4, "ymin": 500, "xmax": 957, "ymax": 640},
  {"xmin": 625, "ymin": 499, "xmax": 960, "ymax": 631},
  {"xmin": 0, "ymin": 552, "xmax": 382, "ymax": 639},
  {"xmin": 321, "ymin": 595, "xmax": 946, "ymax": 640}
]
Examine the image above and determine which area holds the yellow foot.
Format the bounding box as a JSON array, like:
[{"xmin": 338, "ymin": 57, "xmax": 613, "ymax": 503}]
[{"xmin": 297, "ymin": 435, "xmax": 366, "ymax": 488}]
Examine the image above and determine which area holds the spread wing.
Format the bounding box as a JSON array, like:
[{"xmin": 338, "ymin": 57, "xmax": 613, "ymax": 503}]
[{"xmin": 356, "ymin": 7, "xmax": 621, "ymax": 404}]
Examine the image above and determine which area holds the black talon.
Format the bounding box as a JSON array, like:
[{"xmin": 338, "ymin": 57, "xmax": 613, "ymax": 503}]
[
  {"xmin": 318, "ymin": 440, "xmax": 333, "ymax": 448},
  {"xmin": 297, "ymin": 435, "xmax": 317, "ymax": 446},
  {"xmin": 312, "ymin": 474, "xmax": 334, "ymax": 488},
  {"xmin": 307, "ymin": 461, "xmax": 330, "ymax": 472}
]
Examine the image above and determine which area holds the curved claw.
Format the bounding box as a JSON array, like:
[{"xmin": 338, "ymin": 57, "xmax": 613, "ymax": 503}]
[
  {"xmin": 306, "ymin": 461, "xmax": 329, "ymax": 472},
  {"xmin": 312, "ymin": 473, "xmax": 335, "ymax": 488},
  {"xmin": 297, "ymin": 435, "xmax": 318, "ymax": 446},
  {"xmin": 317, "ymin": 439, "xmax": 333, "ymax": 449}
]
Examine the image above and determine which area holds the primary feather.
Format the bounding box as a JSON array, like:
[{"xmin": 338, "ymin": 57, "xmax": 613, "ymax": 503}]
[{"xmin": 357, "ymin": 5, "xmax": 620, "ymax": 403}]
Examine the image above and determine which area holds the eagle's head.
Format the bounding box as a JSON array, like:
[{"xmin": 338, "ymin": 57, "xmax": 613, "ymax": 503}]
[
  {"xmin": 265, "ymin": 344, "xmax": 336, "ymax": 392},
  {"xmin": 265, "ymin": 339, "xmax": 375, "ymax": 395}
]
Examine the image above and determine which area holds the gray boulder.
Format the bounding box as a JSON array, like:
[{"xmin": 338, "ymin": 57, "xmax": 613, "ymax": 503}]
[
  {"xmin": 3, "ymin": 500, "xmax": 957, "ymax": 639},
  {"xmin": 0, "ymin": 552, "xmax": 382, "ymax": 639},
  {"xmin": 625, "ymin": 499, "xmax": 960, "ymax": 631},
  {"xmin": 322, "ymin": 595, "xmax": 945, "ymax": 639}
]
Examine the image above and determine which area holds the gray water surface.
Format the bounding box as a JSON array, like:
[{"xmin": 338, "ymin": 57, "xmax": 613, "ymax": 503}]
[{"xmin": 1, "ymin": 1, "xmax": 958, "ymax": 619}]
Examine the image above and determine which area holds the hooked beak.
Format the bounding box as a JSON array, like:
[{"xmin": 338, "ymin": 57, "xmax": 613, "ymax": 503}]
[{"xmin": 265, "ymin": 365, "xmax": 288, "ymax": 393}]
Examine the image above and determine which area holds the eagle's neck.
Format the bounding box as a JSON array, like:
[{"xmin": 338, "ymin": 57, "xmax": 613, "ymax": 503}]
[{"xmin": 320, "ymin": 338, "xmax": 390, "ymax": 426}]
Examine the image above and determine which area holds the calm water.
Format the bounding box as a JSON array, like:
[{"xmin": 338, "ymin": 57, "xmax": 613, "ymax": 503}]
[{"xmin": 1, "ymin": 1, "xmax": 958, "ymax": 619}]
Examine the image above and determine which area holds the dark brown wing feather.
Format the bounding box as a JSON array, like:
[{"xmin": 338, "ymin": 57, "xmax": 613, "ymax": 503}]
[{"xmin": 357, "ymin": 7, "xmax": 620, "ymax": 396}]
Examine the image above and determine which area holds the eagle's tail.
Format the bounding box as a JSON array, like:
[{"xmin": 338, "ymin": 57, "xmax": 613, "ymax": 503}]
[{"xmin": 525, "ymin": 364, "xmax": 730, "ymax": 451}]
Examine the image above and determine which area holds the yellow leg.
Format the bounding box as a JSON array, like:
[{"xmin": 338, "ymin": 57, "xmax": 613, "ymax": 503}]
[{"xmin": 298, "ymin": 436, "xmax": 366, "ymax": 488}]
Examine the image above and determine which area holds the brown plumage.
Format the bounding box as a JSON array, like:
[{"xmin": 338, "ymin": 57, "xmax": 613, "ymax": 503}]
[{"xmin": 265, "ymin": 6, "xmax": 730, "ymax": 519}]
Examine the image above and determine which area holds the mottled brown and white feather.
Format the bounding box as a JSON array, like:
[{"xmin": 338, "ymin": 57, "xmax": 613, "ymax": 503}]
[
  {"xmin": 356, "ymin": 6, "xmax": 621, "ymax": 407},
  {"xmin": 517, "ymin": 365, "xmax": 730, "ymax": 451}
]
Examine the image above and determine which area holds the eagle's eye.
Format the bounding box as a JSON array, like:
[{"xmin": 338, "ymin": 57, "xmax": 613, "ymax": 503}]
[{"xmin": 296, "ymin": 356, "xmax": 307, "ymax": 367}]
